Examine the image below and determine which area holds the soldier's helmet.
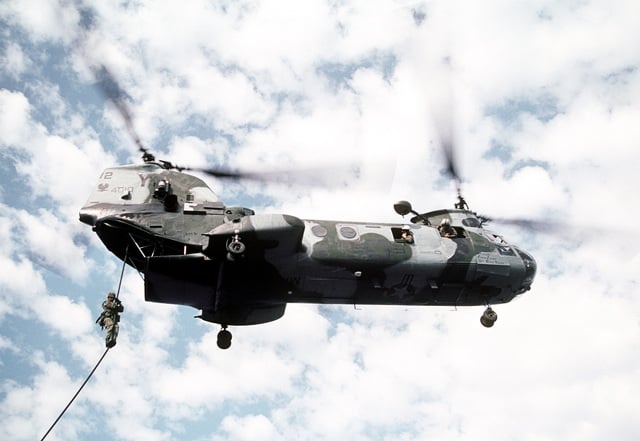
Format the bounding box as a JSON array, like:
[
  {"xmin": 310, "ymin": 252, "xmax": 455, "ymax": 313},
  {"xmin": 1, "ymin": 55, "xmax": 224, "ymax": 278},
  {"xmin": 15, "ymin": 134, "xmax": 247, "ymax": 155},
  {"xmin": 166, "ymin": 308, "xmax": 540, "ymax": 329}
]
[
  {"xmin": 107, "ymin": 292, "xmax": 115, "ymax": 299},
  {"xmin": 440, "ymin": 218, "xmax": 451, "ymax": 227}
]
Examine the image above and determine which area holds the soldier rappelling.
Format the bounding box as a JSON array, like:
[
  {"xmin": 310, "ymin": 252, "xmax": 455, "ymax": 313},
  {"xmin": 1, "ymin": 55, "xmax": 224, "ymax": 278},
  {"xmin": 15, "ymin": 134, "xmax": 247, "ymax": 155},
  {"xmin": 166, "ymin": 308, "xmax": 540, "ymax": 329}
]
[{"xmin": 96, "ymin": 292, "xmax": 124, "ymax": 348}]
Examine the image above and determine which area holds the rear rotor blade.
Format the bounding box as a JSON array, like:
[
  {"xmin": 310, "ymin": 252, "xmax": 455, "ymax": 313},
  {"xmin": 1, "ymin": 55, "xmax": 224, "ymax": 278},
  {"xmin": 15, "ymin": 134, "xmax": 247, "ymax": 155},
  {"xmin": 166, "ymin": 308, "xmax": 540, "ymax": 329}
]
[
  {"xmin": 185, "ymin": 164, "xmax": 362, "ymax": 188},
  {"xmin": 93, "ymin": 65, "xmax": 155, "ymax": 162},
  {"xmin": 91, "ymin": 64, "xmax": 363, "ymax": 189}
]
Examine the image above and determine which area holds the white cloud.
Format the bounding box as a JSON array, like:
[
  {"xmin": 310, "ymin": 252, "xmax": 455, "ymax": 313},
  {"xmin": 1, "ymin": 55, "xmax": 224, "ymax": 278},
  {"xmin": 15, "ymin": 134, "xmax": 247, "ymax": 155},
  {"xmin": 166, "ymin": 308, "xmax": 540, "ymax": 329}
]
[
  {"xmin": 35, "ymin": 294, "xmax": 93, "ymax": 339},
  {"xmin": 0, "ymin": 334, "xmax": 19, "ymax": 353},
  {"xmin": 0, "ymin": 89, "xmax": 115, "ymax": 218},
  {"xmin": 1, "ymin": 41, "xmax": 29, "ymax": 79},
  {"xmin": 150, "ymin": 329, "xmax": 302, "ymax": 412},
  {"xmin": 0, "ymin": 353, "xmax": 88, "ymax": 441},
  {"xmin": 14, "ymin": 208, "xmax": 94, "ymax": 283},
  {"xmin": 218, "ymin": 414, "xmax": 282, "ymax": 441},
  {"xmin": 0, "ymin": 255, "xmax": 47, "ymax": 318},
  {"xmin": 0, "ymin": 250, "xmax": 95, "ymax": 341},
  {"xmin": 0, "ymin": 89, "xmax": 40, "ymax": 147},
  {"xmin": 1, "ymin": 1, "xmax": 639, "ymax": 441},
  {"xmin": 0, "ymin": 0, "xmax": 80, "ymax": 44},
  {"xmin": 440, "ymin": 274, "xmax": 640, "ymax": 441},
  {"xmin": 451, "ymin": 1, "xmax": 640, "ymax": 101}
]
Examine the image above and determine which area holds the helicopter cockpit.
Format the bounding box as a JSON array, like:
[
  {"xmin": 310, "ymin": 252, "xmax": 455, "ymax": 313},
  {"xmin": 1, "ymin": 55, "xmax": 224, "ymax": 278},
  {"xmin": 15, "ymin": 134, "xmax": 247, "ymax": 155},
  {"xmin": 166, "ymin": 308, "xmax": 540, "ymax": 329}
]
[
  {"xmin": 394, "ymin": 201, "xmax": 481, "ymax": 227},
  {"xmin": 415, "ymin": 209, "xmax": 483, "ymax": 229}
]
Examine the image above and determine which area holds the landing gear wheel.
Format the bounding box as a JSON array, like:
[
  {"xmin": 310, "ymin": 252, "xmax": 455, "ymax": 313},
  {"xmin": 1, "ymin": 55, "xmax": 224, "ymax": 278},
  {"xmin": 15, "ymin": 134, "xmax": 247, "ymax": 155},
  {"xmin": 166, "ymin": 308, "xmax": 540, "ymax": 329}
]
[
  {"xmin": 227, "ymin": 231, "xmax": 246, "ymax": 254},
  {"xmin": 227, "ymin": 240, "xmax": 246, "ymax": 254},
  {"xmin": 480, "ymin": 307, "xmax": 498, "ymax": 328},
  {"xmin": 226, "ymin": 233, "xmax": 246, "ymax": 261},
  {"xmin": 217, "ymin": 327, "xmax": 232, "ymax": 349}
]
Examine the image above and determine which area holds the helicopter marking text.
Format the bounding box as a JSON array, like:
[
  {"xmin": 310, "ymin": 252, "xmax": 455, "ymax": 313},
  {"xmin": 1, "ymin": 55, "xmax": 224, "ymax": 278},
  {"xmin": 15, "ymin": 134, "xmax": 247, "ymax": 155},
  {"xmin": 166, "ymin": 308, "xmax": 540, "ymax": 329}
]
[{"xmin": 138, "ymin": 173, "xmax": 151, "ymax": 187}]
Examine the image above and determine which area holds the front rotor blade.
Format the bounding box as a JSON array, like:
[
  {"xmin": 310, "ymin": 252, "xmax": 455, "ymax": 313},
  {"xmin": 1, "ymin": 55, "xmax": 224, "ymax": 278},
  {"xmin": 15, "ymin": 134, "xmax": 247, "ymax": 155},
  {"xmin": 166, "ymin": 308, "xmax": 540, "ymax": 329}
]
[
  {"xmin": 483, "ymin": 217, "xmax": 571, "ymax": 233},
  {"xmin": 482, "ymin": 216, "xmax": 635, "ymax": 245},
  {"xmin": 429, "ymin": 57, "xmax": 463, "ymax": 190},
  {"xmin": 441, "ymin": 138, "xmax": 461, "ymax": 184},
  {"xmin": 480, "ymin": 216, "xmax": 604, "ymax": 239}
]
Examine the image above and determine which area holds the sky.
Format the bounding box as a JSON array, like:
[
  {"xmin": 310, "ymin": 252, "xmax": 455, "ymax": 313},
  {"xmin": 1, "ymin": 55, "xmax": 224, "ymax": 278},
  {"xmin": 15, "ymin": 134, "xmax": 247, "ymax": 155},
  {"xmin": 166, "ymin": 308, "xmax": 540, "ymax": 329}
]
[{"xmin": 0, "ymin": 1, "xmax": 639, "ymax": 440}]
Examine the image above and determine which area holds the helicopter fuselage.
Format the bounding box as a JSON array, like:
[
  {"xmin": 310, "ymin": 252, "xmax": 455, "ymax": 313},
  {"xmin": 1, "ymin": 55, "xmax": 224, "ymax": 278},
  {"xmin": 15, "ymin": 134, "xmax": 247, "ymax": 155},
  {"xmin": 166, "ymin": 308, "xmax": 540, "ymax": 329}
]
[{"xmin": 80, "ymin": 163, "xmax": 536, "ymax": 327}]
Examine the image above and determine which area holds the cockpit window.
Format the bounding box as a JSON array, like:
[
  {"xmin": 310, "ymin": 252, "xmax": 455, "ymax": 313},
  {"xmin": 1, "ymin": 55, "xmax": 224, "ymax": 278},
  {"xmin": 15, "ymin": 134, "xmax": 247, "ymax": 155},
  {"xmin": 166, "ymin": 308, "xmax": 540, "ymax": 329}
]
[
  {"xmin": 392, "ymin": 227, "xmax": 415, "ymax": 244},
  {"xmin": 484, "ymin": 231, "xmax": 508, "ymax": 245},
  {"xmin": 462, "ymin": 217, "xmax": 481, "ymax": 228}
]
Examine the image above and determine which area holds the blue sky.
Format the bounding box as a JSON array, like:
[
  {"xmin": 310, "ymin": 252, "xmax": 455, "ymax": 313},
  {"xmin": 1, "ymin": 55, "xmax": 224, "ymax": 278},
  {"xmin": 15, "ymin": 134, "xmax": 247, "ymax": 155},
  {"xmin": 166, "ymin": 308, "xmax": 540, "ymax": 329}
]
[{"xmin": 1, "ymin": 1, "xmax": 639, "ymax": 440}]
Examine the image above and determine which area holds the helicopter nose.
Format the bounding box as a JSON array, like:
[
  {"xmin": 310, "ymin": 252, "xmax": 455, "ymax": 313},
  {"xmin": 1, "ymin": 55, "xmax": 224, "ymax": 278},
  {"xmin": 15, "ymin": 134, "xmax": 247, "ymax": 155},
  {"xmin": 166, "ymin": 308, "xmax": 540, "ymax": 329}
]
[{"xmin": 514, "ymin": 247, "xmax": 537, "ymax": 293}]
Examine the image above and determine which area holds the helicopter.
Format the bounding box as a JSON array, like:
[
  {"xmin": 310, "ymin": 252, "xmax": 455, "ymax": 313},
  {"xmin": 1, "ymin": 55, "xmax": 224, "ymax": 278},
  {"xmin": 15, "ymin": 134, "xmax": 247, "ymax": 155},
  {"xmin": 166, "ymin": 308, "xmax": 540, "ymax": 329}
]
[
  {"xmin": 79, "ymin": 156, "xmax": 537, "ymax": 349},
  {"xmin": 79, "ymin": 68, "xmax": 537, "ymax": 349}
]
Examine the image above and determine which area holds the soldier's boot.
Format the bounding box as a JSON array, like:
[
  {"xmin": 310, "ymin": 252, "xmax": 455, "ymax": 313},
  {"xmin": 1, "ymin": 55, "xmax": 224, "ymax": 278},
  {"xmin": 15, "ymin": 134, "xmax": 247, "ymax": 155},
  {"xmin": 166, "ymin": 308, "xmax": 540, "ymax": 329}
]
[
  {"xmin": 106, "ymin": 331, "xmax": 116, "ymax": 348},
  {"xmin": 105, "ymin": 324, "xmax": 119, "ymax": 348}
]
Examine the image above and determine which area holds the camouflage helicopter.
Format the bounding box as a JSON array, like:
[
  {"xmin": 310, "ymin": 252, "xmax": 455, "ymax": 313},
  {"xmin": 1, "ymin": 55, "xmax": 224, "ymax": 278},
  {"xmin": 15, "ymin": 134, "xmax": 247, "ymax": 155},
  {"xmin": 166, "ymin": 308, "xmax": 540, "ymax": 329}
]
[
  {"xmin": 79, "ymin": 68, "xmax": 537, "ymax": 349},
  {"xmin": 79, "ymin": 155, "xmax": 537, "ymax": 349}
]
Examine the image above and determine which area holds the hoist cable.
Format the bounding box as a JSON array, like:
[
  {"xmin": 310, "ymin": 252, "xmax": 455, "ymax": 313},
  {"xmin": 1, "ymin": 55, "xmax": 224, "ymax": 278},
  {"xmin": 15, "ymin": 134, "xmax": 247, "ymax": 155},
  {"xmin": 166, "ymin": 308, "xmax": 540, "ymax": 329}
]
[{"xmin": 39, "ymin": 347, "xmax": 110, "ymax": 441}]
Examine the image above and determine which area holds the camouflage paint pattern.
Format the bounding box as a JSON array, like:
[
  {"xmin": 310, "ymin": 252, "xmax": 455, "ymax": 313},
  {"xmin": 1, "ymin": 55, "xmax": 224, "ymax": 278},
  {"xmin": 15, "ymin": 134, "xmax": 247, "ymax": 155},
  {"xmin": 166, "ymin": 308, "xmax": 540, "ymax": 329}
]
[{"xmin": 80, "ymin": 163, "xmax": 536, "ymax": 327}]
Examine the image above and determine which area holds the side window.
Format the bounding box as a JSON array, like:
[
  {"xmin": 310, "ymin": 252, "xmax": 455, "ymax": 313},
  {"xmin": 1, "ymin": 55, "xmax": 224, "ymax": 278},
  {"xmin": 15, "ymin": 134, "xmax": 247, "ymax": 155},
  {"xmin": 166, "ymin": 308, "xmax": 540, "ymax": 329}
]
[
  {"xmin": 336, "ymin": 224, "xmax": 360, "ymax": 241},
  {"xmin": 391, "ymin": 227, "xmax": 415, "ymax": 244},
  {"xmin": 437, "ymin": 223, "xmax": 467, "ymax": 239},
  {"xmin": 462, "ymin": 217, "xmax": 481, "ymax": 227}
]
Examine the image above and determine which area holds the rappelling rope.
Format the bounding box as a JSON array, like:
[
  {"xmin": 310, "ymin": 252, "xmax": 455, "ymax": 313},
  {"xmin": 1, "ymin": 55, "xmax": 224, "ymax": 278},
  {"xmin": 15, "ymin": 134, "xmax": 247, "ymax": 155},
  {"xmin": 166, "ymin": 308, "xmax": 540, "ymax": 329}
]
[
  {"xmin": 114, "ymin": 244, "xmax": 129, "ymax": 300},
  {"xmin": 40, "ymin": 246, "xmax": 129, "ymax": 441},
  {"xmin": 39, "ymin": 347, "xmax": 110, "ymax": 441}
]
